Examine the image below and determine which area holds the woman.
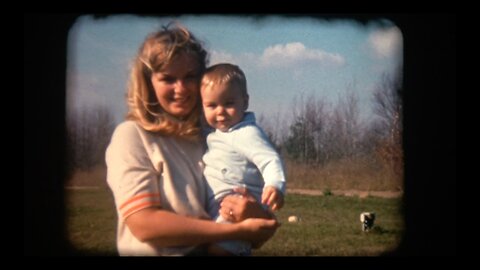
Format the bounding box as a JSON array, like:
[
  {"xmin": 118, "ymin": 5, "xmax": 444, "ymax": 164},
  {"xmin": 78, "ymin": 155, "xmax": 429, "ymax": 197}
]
[{"xmin": 106, "ymin": 23, "xmax": 277, "ymax": 256}]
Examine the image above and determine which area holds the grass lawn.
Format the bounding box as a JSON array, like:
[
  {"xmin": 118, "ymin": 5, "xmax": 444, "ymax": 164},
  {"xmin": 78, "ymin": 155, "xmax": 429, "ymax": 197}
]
[{"xmin": 66, "ymin": 188, "xmax": 404, "ymax": 256}]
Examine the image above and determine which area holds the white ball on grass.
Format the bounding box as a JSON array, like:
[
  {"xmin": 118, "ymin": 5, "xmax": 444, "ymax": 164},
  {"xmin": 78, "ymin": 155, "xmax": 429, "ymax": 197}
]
[{"xmin": 288, "ymin": 215, "xmax": 299, "ymax": 223}]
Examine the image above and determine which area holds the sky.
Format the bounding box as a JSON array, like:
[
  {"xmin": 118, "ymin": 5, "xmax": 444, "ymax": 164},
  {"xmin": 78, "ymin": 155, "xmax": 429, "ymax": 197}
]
[{"xmin": 66, "ymin": 15, "xmax": 403, "ymax": 126}]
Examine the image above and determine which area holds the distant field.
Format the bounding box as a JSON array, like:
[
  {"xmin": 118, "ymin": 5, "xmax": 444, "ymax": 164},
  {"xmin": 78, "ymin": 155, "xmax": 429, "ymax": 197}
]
[
  {"xmin": 66, "ymin": 188, "xmax": 404, "ymax": 256},
  {"xmin": 66, "ymin": 157, "xmax": 403, "ymax": 192}
]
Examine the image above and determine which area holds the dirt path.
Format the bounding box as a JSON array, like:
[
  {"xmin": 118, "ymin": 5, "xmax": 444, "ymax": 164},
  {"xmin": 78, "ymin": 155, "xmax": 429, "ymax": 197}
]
[
  {"xmin": 287, "ymin": 188, "xmax": 403, "ymax": 198},
  {"xmin": 64, "ymin": 186, "xmax": 402, "ymax": 199}
]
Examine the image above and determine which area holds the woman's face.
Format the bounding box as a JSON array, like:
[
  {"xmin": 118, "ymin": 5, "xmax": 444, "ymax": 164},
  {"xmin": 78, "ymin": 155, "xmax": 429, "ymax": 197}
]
[{"xmin": 151, "ymin": 52, "xmax": 201, "ymax": 118}]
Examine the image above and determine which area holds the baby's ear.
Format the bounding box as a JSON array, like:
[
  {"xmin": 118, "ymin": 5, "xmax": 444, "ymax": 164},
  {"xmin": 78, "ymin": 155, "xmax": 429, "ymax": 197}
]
[{"xmin": 244, "ymin": 94, "xmax": 249, "ymax": 110}]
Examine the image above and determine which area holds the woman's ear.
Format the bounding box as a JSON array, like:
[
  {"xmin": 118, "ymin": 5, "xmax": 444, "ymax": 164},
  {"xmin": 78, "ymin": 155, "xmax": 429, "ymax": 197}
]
[{"xmin": 244, "ymin": 94, "xmax": 249, "ymax": 111}]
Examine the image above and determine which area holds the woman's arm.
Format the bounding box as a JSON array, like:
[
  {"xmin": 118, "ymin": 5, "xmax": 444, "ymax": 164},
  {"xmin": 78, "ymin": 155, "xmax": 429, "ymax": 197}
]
[
  {"xmin": 125, "ymin": 207, "xmax": 278, "ymax": 247},
  {"xmin": 219, "ymin": 187, "xmax": 275, "ymax": 222},
  {"xmin": 108, "ymin": 123, "xmax": 278, "ymax": 249}
]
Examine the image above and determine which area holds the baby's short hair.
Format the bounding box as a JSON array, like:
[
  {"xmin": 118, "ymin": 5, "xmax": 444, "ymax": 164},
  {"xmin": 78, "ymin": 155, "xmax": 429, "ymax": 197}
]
[{"xmin": 201, "ymin": 63, "xmax": 247, "ymax": 96}]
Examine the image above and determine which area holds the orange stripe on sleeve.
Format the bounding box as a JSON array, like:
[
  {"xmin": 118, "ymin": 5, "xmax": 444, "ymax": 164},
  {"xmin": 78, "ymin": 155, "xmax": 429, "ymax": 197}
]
[
  {"xmin": 119, "ymin": 193, "xmax": 161, "ymax": 210},
  {"xmin": 122, "ymin": 200, "xmax": 161, "ymax": 219}
]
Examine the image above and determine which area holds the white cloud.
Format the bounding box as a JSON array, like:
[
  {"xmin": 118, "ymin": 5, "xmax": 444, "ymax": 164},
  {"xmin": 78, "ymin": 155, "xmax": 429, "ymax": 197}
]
[
  {"xmin": 368, "ymin": 26, "xmax": 403, "ymax": 59},
  {"xmin": 208, "ymin": 50, "xmax": 258, "ymax": 72},
  {"xmin": 209, "ymin": 50, "xmax": 236, "ymax": 66},
  {"xmin": 259, "ymin": 42, "xmax": 345, "ymax": 68}
]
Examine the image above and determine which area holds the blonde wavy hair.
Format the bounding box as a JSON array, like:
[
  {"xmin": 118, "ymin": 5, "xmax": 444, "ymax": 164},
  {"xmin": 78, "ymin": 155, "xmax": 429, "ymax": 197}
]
[{"xmin": 126, "ymin": 23, "xmax": 208, "ymax": 139}]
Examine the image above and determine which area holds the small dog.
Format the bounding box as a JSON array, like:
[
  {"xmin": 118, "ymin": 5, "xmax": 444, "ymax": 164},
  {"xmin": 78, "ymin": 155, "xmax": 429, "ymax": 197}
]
[{"xmin": 360, "ymin": 212, "xmax": 375, "ymax": 232}]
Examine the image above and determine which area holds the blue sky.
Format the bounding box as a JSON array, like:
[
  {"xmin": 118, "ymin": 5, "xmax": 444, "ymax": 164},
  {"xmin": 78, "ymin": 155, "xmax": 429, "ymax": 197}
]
[{"xmin": 66, "ymin": 15, "xmax": 402, "ymax": 125}]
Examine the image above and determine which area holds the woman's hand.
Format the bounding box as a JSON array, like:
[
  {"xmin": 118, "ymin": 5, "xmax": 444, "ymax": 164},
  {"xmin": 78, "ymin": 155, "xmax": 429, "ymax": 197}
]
[
  {"xmin": 219, "ymin": 187, "xmax": 273, "ymax": 222},
  {"xmin": 237, "ymin": 218, "xmax": 280, "ymax": 248}
]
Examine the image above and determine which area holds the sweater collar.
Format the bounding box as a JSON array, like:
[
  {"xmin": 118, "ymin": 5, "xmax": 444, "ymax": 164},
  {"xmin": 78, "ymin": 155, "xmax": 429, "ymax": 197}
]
[{"xmin": 227, "ymin": 112, "xmax": 256, "ymax": 132}]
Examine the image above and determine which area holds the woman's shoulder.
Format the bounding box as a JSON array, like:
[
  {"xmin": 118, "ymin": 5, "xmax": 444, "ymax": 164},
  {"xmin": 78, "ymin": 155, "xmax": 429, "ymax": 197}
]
[
  {"xmin": 115, "ymin": 120, "xmax": 138, "ymax": 131},
  {"xmin": 108, "ymin": 121, "xmax": 154, "ymax": 157},
  {"xmin": 112, "ymin": 120, "xmax": 171, "ymax": 144},
  {"xmin": 111, "ymin": 120, "xmax": 144, "ymax": 141}
]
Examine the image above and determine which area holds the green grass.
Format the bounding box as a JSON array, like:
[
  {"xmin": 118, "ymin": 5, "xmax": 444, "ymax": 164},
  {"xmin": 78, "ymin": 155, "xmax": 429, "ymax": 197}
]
[
  {"xmin": 66, "ymin": 189, "xmax": 404, "ymax": 256},
  {"xmin": 66, "ymin": 187, "xmax": 117, "ymax": 255},
  {"xmin": 253, "ymin": 194, "xmax": 404, "ymax": 256}
]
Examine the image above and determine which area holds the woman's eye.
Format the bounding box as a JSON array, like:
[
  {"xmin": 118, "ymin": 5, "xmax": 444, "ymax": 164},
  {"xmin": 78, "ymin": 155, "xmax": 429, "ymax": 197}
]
[
  {"xmin": 185, "ymin": 74, "xmax": 198, "ymax": 81},
  {"xmin": 162, "ymin": 77, "xmax": 175, "ymax": 83}
]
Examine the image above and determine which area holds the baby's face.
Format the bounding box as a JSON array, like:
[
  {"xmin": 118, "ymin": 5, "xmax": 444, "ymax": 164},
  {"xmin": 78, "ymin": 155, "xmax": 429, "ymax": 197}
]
[{"xmin": 201, "ymin": 83, "xmax": 247, "ymax": 132}]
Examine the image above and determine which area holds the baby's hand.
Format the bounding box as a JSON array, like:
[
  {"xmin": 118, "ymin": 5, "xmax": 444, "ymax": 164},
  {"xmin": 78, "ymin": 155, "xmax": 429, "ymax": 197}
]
[{"xmin": 261, "ymin": 186, "xmax": 284, "ymax": 211}]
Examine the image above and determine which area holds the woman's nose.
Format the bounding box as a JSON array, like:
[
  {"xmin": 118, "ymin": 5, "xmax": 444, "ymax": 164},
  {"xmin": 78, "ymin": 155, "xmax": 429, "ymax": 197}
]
[{"xmin": 175, "ymin": 79, "xmax": 188, "ymax": 93}]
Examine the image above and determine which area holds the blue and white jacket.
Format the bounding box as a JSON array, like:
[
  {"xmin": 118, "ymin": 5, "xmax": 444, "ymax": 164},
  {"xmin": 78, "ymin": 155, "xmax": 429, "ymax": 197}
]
[{"xmin": 203, "ymin": 112, "xmax": 286, "ymax": 218}]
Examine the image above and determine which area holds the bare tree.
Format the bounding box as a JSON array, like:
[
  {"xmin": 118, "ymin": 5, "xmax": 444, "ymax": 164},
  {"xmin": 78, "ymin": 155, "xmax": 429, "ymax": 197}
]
[
  {"xmin": 373, "ymin": 71, "xmax": 402, "ymax": 138},
  {"xmin": 285, "ymin": 90, "xmax": 365, "ymax": 165},
  {"xmin": 312, "ymin": 90, "xmax": 363, "ymax": 162},
  {"xmin": 372, "ymin": 68, "xmax": 403, "ymax": 178},
  {"xmin": 66, "ymin": 105, "xmax": 115, "ymax": 171},
  {"xmin": 257, "ymin": 110, "xmax": 290, "ymax": 153},
  {"xmin": 338, "ymin": 89, "xmax": 362, "ymax": 158}
]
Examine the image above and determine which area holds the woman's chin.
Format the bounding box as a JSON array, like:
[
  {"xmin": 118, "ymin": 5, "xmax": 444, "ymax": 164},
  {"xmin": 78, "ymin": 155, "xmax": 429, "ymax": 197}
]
[{"xmin": 169, "ymin": 106, "xmax": 194, "ymax": 118}]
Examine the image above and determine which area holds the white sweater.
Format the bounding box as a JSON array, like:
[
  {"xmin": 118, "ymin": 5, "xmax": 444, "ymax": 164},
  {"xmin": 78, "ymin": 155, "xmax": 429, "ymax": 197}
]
[{"xmin": 106, "ymin": 121, "xmax": 209, "ymax": 256}]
